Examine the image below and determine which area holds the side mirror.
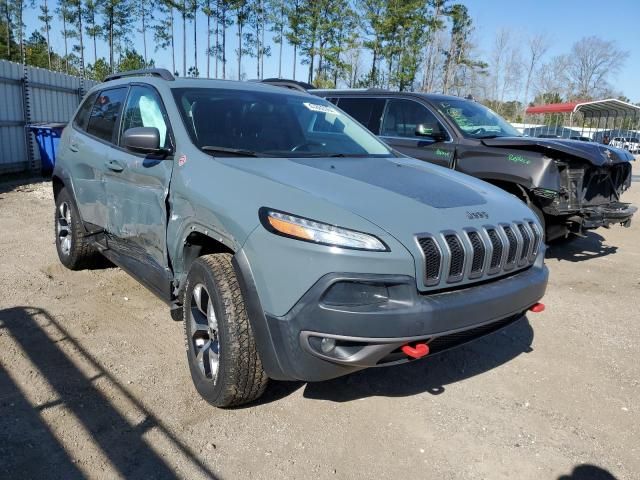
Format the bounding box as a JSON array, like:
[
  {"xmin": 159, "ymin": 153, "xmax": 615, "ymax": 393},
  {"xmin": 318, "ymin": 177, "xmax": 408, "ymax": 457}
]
[
  {"xmin": 122, "ymin": 127, "xmax": 162, "ymax": 154},
  {"xmin": 415, "ymin": 124, "xmax": 446, "ymax": 142}
]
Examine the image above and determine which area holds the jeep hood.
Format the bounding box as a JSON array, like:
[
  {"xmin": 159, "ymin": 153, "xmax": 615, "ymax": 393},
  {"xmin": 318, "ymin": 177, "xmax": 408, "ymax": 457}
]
[
  {"xmin": 223, "ymin": 156, "xmax": 534, "ymax": 247},
  {"xmin": 481, "ymin": 137, "xmax": 635, "ymax": 166}
]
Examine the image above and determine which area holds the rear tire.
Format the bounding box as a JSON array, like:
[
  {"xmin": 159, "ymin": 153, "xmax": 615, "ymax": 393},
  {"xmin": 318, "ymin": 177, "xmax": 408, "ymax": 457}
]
[
  {"xmin": 183, "ymin": 254, "xmax": 268, "ymax": 407},
  {"xmin": 54, "ymin": 187, "xmax": 97, "ymax": 270}
]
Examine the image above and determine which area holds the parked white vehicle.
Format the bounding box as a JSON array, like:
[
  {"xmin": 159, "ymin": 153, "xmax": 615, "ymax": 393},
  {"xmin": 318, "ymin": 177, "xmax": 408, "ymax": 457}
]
[
  {"xmin": 627, "ymin": 137, "xmax": 640, "ymax": 154},
  {"xmin": 610, "ymin": 137, "xmax": 640, "ymax": 153}
]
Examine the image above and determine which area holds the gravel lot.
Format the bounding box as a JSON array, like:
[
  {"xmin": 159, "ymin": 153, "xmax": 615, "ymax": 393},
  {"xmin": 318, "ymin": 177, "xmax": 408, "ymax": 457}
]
[{"xmin": 1, "ymin": 166, "xmax": 638, "ymax": 480}]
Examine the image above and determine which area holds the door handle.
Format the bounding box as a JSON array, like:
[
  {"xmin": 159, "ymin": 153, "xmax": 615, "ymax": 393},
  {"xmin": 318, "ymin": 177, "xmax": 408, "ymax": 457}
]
[
  {"xmin": 69, "ymin": 143, "xmax": 79, "ymax": 152},
  {"xmin": 105, "ymin": 159, "xmax": 125, "ymax": 172}
]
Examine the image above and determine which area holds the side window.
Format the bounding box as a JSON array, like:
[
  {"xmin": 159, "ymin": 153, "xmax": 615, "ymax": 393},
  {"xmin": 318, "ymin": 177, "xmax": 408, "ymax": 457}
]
[
  {"xmin": 73, "ymin": 91, "xmax": 98, "ymax": 131},
  {"xmin": 86, "ymin": 87, "xmax": 128, "ymax": 143},
  {"xmin": 335, "ymin": 97, "xmax": 385, "ymax": 134},
  {"xmin": 381, "ymin": 99, "xmax": 448, "ymax": 140},
  {"xmin": 120, "ymin": 86, "xmax": 170, "ymax": 149}
]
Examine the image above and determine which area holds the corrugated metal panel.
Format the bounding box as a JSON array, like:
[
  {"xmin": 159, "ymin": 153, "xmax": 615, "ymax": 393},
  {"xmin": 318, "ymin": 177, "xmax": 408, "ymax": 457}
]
[
  {"xmin": 0, "ymin": 60, "xmax": 28, "ymax": 173},
  {"xmin": 0, "ymin": 59, "xmax": 99, "ymax": 175}
]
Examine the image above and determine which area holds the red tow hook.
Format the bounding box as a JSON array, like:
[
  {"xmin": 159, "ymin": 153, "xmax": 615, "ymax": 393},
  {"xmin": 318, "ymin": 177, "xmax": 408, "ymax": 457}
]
[
  {"xmin": 529, "ymin": 302, "xmax": 545, "ymax": 313},
  {"xmin": 401, "ymin": 343, "xmax": 430, "ymax": 359}
]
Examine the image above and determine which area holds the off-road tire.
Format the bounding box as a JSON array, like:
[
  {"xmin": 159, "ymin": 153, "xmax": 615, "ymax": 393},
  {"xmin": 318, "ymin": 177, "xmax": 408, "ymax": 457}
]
[
  {"xmin": 54, "ymin": 187, "xmax": 97, "ymax": 270},
  {"xmin": 183, "ymin": 254, "xmax": 269, "ymax": 407}
]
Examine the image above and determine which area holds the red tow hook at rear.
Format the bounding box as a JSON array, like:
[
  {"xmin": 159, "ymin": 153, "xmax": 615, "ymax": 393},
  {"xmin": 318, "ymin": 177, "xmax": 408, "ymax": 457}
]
[
  {"xmin": 529, "ymin": 302, "xmax": 545, "ymax": 313},
  {"xmin": 401, "ymin": 343, "xmax": 430, "ymax": 359}
]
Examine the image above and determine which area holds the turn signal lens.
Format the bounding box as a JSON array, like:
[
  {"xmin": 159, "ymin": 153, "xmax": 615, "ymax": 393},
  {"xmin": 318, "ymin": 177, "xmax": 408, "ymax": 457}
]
[{"xmin": 261, "ymin": 209, "xmax": 388, "ymax": 251}]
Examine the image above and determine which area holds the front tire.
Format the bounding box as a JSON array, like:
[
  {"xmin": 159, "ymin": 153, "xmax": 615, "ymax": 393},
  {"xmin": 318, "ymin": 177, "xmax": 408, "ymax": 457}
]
[
  {"xmin": 183, "ymin": 254, "xmax": 268, "ymax": 407},
  {"xmin": 54, "ymin": 187, "xmax": 97, "ymax": 270}
]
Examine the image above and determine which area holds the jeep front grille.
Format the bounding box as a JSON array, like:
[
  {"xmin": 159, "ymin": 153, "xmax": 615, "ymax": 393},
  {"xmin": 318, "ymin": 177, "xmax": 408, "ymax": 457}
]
[
  {"xmin": 503, "ymin": 226, "xmax": 518, "ymax": 266},
  {"xmin": 467, "ymin": 230, "xmax": 486, "ymax": 276},
  {"xmin": 417, "ymin": 237, "xmax": 441, "ymax": 285},
  {"xmin": 416, "ymin": 220, "xmax": 541, "ymax": 288},
  {"xmin": 444, "ymin": 234, "xmax": 464, "ymax": 280},
  {"xmin": 487, "ymin": 229, "xmax": 502, "ymax": 270}
]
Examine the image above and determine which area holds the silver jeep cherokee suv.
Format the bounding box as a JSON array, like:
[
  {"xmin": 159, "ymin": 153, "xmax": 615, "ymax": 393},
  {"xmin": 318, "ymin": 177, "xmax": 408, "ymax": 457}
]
[{"xmin": 52, "ymin": 69, "xmax": 548, "ymax": 407}]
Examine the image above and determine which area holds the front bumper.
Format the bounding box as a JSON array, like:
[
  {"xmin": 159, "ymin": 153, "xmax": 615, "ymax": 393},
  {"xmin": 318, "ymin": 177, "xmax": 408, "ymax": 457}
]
[
  {"xmin": 255, "ymin": 264, "xmax": 548, "ymax": 382},
  {"xmin": 580, "ymin": 202, "xmax": 636, "ymax": 229}
]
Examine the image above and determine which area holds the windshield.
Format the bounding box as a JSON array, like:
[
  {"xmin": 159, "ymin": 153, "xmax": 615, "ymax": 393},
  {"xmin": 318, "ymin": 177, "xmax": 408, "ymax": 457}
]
[
  {"xmin": 172, "ymin": 87, "xmax": 393, "ymax": 157},
  {"xmin": 435, "ymin": 99, "xmax": 521, "ymax": 139}
]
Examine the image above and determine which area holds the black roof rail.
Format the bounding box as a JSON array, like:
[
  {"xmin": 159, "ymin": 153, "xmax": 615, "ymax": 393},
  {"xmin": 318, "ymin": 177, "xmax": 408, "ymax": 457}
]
[
  {"xmin": 256, "ymin": 78, "xmax": 315, "ymax": 93},
  {"xmin": 104, "ymin": 68, "xmax": 175, "ymax": 82}
]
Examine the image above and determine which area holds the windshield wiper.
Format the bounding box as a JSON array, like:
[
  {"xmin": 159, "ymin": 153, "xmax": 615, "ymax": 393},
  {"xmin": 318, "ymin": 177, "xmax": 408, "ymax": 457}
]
[
  {"xmin": 476, "ymin": 134, "xmax": 502, "ymax": 139},
  {"xmin": 201, "ymin": 145, "xmax": 261, "ymax": 157},
  {"xmin": 301, "ymin": 153, "xmax": 372, "ymax": 158}
]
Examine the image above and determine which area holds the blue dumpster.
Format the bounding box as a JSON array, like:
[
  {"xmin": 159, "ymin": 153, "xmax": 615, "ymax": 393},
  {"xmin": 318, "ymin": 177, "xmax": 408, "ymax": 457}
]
[{"xmin": 28, "ymin": 123, "xmax": 67, "ymax": 175}]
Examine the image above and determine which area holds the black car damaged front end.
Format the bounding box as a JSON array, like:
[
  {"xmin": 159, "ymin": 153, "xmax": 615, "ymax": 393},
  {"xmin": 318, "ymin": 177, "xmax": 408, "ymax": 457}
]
[
  {"xmin": 537, "ymin": 157, "xmax": 635, "ymax": 233},
  {"xmin": 481, "ymin": 138, "xmax": 636, "ymax": 239}
]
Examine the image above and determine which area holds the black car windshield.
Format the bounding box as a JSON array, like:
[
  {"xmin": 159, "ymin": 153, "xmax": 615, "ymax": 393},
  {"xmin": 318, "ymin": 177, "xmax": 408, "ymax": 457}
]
[
  {"xmin": 172, "ymin": 87, "xmax": 393, "ymax": 157},
  {"xmin": 436, "ymin": 99, "xmax": 521, "ymax": 139}
]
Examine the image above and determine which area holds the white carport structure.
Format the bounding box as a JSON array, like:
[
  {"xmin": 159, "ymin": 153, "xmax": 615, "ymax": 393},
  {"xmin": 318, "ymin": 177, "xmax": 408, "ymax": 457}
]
[{"xmin": 525, "ymin": 98, "xmax": 640, "ymax": 141}]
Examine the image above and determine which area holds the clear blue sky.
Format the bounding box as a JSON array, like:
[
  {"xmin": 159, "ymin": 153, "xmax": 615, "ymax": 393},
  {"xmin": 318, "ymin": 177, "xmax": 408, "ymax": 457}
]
[
  {"xmin": 24, "ymin": 0, "xmax": 639, "ymax": 102},
  {"xmin": 464, "ymin": 0, "xmax": 639, "ymax": 102}
]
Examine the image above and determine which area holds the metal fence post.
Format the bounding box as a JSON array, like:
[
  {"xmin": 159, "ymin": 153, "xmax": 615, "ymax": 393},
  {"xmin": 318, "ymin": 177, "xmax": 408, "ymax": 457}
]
[{"xmin": 21, "ymin": 64, "xmax": 35, "ymax": 172}]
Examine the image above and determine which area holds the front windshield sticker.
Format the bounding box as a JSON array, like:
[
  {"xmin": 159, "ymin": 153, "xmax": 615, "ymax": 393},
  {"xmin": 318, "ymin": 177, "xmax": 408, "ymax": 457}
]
[
  {"xmin": 507, "ymin": 153, "xmax": 531, "ymax": 165},
  {"xmin": 303, "ymin": 102, "xmax": 339, "ymax": 115}
]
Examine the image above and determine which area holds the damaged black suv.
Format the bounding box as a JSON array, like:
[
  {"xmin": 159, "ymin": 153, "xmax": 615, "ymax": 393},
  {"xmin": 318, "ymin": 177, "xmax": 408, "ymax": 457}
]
[{"xmin": 312, "ymin": 89, "xmax": 636, "ymax": 241}]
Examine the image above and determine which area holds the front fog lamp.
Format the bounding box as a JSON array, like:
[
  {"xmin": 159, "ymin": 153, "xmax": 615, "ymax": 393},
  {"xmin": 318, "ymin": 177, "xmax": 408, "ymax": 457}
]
[
  {"xmin": 260, "ymin": 208, "xmax": 388, "ymax": 251},
  {"xmin": 323, "ymin": 281, "xmax": 389, "ymax": 307},
  {"xmin": 320, "ymin": 337, "xmax": 336, "ymax": 353}
]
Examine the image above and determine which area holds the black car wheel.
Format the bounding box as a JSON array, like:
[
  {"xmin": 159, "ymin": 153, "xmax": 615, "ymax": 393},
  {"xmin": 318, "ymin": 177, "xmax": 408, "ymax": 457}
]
[
  {"xmin": 183, "ymin": 254, "xmax": 268, "ymax": 407},
  {"xmin": 54, "ymin": 187, "xmax": 97, "ymax": 270}
]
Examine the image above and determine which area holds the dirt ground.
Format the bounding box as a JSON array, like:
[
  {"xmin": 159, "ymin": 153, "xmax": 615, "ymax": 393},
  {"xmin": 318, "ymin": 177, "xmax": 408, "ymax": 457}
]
[{"xmin": 0, "ymin": 166, "xmax": 638, "ymax": 480}]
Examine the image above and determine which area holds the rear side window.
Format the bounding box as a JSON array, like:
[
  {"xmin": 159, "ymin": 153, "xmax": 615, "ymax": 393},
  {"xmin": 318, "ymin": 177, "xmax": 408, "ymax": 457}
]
[
  {"xmin": 335, "ymin": 98, "xmax": 385, "ymax": 134},
  {"xmin": 86, "ymin": 87, "xmax": 128, "ymax": 143},
  {"xmin": 73, "ymin": 91, "xmax": 98, "ymax": 131}
]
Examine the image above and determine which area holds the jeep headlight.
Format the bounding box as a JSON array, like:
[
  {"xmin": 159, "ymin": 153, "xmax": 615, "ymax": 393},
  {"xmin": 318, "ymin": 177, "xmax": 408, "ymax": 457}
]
[{"xmin": 260, "ymin": 208, "xmax": 388, "ymax": 251}]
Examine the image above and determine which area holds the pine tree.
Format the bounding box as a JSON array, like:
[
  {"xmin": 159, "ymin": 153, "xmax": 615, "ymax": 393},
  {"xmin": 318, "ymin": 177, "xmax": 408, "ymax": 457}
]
[
  {"xmin": 217, "ymin": 0, "xmax": 231, "ymax": 79},
  {"xmin": 1, "ymin": 0, "xmax": 12, "ymax": 59},
  {"xmin": 57, "ymin": 0, "xmax": 75, "ymax": 72},
  {"xmin": 38, "ymin": 0, "xmax": 53, "ymax": 68},
  {"xmin": 267, "ymin": 0, "xmax": 285, "ymax": 78},
  {"xmin": 284, "ymin": 0, "xmax": 304, "ymax": 80},
  {"xmin": 177, "ymin": 0, "xmax": 189, "ymax": 76},
  {"xmin": 153, "ymin": 0, "xmax": 176, "ymax": 75},
  {"xmin": 101, "ymin": 0, "xmax": 134, "ymax": 73},
  {"xmin": 193, "ymin": 0, "xmax": 199, "ymax": 75},
  {"xmin": 203, "ymin": 0, "xmax": 213, "ymax": 77},
  {"xmin": 442, "ymin": 3, "xmax": 473, "ymax": 93},
  {"xmin": 84, "ymin": 0, "xmax": 100, "ymax": 65},
  {"xmin": 139, "ymin": 0, "xmax": 155, "ymax": 65},
  {"xmin": 70, "ymin": 0, "xmax": 86, "ymax": 76},
  {"xmin": 231, "ymin": 0, "xmax": 249, "ymax": 80}
]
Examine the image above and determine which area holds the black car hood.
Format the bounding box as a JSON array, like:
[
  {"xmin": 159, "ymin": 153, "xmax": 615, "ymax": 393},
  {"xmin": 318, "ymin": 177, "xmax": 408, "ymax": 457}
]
[{"xmin": 481, "ymin": 137, "xmax": 634, "ymax": 167}]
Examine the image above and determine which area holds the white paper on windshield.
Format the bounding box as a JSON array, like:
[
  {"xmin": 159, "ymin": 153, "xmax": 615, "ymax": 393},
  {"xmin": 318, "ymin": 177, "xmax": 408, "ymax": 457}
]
[{"xmin": 303, "ymin": 102, "xmax": 340, "ymax": 115}]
